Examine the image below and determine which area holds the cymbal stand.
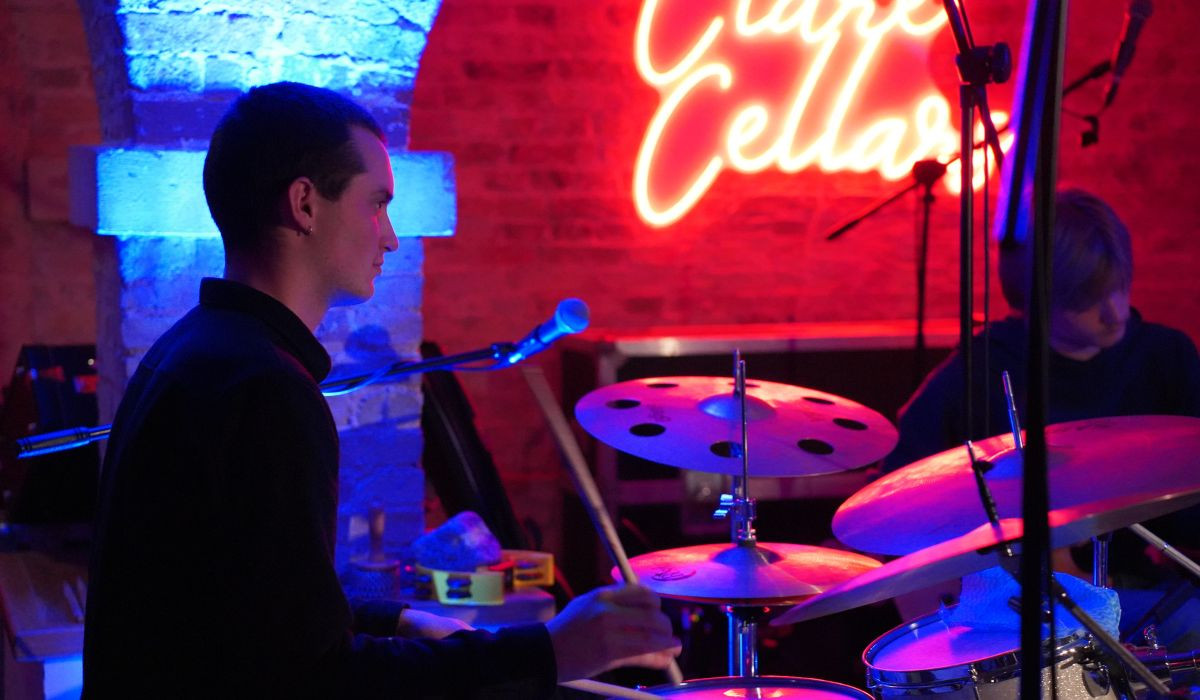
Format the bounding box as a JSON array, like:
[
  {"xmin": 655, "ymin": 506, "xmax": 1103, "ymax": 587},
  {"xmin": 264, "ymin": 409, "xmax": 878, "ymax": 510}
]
[
  {"xmin": 1004, "ymin": 370, "xmax": 1125, "ymax": 591},
  {"xmin": 1127, "ymin": 523, "xmax": 1200, "ymax": 581},
  {"xmin": 992, "ymin": 373, "xmax": 1170, "ymax": 695},
  {"xmin": 712, "ymin": 352, "xmax": 761, "ymax": 677},
  {"xmin": 1093, "ymin": 533, "xmax": 1112, "ymax": 588},
  {"xmin": 722, "ymin": 604, "xmax": 767, "ymax": 678},
  {"xmin": 1004, "ymin": 370, "xmax": 1118, "ymax": 590}
]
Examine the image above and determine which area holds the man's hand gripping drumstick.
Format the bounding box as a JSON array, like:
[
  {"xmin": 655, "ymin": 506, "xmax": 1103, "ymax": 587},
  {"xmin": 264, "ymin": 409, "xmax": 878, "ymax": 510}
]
[{"xmin": 523, "ymin": 366, "xmax": 684, "ymax": 684}]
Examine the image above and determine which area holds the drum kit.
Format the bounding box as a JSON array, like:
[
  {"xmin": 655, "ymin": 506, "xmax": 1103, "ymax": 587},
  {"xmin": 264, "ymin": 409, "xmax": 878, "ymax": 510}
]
[{"xmin": 567, "ymin": 355, "xmax": 1200, "ymax": 699}]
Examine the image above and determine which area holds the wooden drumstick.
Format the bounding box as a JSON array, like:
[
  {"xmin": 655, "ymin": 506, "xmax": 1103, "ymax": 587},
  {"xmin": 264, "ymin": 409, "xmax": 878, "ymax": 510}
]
[
  {"xmin": 561, "ymin": 678, "xmax": 662, "ymax": 699},
  {"xmin": 522, "ymin": 366, "xmax": 684, "ymax": 685}
]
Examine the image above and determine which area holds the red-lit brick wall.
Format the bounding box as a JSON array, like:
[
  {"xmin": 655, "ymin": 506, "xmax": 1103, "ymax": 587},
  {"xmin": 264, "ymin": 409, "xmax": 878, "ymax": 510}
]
[
  {"xmin": 2, "ymin": 0, "xmax": 1198, "ymax": 564},
  {"xmin": 410, "ymin": 0, "xmax": 1200, "ymax": 554},
  {"xmin": 0, "ymin": 0, "xmax": 101, "ymax": 390}
]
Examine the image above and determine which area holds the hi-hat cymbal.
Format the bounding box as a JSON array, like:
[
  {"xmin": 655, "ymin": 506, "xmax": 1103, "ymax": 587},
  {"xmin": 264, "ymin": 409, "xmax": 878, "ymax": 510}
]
[
  {"xmin": 618, "ymin": 542, "xmax": 882, "ymax": 606},
  {"xmin": 773, "ymin": 489, "xmax": 1200, "ymax": 626},
  {"xmin": 576, "ymin": 377, "xmax": 898, "ymax": 477},
  {"xmin": 833, "ymin": 415, "xmax": 1200, "ymax": 556}
]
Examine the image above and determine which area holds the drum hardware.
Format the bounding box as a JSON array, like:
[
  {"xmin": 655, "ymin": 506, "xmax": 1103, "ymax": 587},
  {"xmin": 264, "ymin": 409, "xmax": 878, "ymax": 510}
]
[
  {"xmin": 993, "ymin": 388, "xmax": 1169, "ymax": 697},
  {"xmin": 712, "ymin": 356, "xmax": 756, "ymax": 542},
  {"xmin": 861, "ymin": 612, "xmax": 1127, "ymax": 699},
  {"xmin": 964, "ymin": 402, "xmax": 1132, "ymax": 697},
  {"xmin": 724, "ymin": 605, "xmax": 766, "ymax": 678},
  {"xmin": 722, "ymin": 354, "xmax": 757, "ymax": 678},
  {"xmin": 580, "ymin": 354, "xmax": 885, "ymax": 688},
  {"xmin": 618, "ymin": 675, "xmax": 873, "ymax": 699},
  {"xmin": 773, "ymin": 491, "xmax": 1200, "ymax": 627},
  {"xmin": 1122, "ymin": 582, "xmax": 1200, "ymax": 649},
  {"xmin": 1093, "ymin": 532, "xmax": 1112, "ymax": 588},
  {"xmin": 1129, "ymin": 646, "xmax": 1200, "ymax": 691},
  {"xmin": 1006, "ymin": 369, "xmax": 1120, "ymax": 595},
  {"xmin": 1006, "ymin": 370, "xmax": 1116, "ymax": 595},
  {"xmin": 1127, "ymin": 522, "xmax": 1200, "ymax": 581},
  {"xmin": 1003, "ymin": 377, "xmax": 1197, "ymax": 697},
  {"xmin": 571, "ymin": 355, "xmax": 1198, "ymax": 695}
]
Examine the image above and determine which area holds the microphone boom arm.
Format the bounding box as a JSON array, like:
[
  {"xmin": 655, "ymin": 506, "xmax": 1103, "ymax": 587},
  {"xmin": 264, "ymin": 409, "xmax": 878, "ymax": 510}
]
[{"xmin": 15, "ymin": 300, "xmax": 590, "ymax": 459}]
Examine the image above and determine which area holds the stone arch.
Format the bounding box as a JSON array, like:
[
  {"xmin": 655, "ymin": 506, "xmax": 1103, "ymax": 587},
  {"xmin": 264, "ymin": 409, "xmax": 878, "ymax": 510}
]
[{"xmin": 76, "ymin": 0, "xmax": 443, "ymax": 144}]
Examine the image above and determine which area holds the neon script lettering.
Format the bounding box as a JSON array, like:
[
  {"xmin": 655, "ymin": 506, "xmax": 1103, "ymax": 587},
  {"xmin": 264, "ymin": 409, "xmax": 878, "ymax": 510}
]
[{"xmin": 633, "ymin": 0, "xmax": 1007, "ymax": 227}]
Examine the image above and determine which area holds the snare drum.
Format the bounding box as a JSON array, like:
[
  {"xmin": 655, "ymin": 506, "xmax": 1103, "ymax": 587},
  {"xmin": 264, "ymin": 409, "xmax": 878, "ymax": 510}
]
[
  {"xmin": 864, "ymin": 612, "xmax": 1125, "ymax": 698},
  {"xmin": 629, "ymin": 675, "xmax": 872, "ymax": 698}
]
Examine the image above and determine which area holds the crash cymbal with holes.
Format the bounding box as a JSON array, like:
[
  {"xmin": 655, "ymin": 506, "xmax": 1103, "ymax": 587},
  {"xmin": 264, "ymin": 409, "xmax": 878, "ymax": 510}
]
[
  {"xmin": 618, "ymin": 542, "xmax": 882, "ymax": 606},
  {"xmin": 575, "ymin": 377, "xmax": 898, "ymax": 477},
  {"xmin": 832, "ymin": 415, "xmax": 1200, "ymax": 556},
  {"xmin": 774, "ymin": 489, "xmax": 1200, "ymax": 625}
]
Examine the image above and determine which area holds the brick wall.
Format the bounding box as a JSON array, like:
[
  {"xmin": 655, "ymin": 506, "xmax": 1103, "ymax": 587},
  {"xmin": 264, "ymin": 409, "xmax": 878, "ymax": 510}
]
[
  {"xmin": 0, "ymin": 0, "xmax": 102, "ymax": 405},
  {"xmin": 4, "ymin": 0, "xmax": 1198, "ymax": 573},
  {"xmin": 1, "ymin": 0, "xmax": 448, "ymax": 566},
  {"xmin": 409, "ymin": 0, "xmax": 1200, "ymax": 557}
]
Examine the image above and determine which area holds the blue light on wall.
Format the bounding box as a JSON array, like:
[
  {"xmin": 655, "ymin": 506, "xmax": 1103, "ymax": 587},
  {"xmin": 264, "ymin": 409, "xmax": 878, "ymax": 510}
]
[{"xmin": 70, "ymin": 147, "xmax": 456, "ymax": 239}]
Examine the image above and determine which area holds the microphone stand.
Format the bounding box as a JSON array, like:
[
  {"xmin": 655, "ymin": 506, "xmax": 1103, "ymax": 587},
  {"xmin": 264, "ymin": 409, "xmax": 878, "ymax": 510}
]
[
  {"xmin": 912, "ymin": 159, "xmax": 948, "ymax": 388},
  {"xmin": 16, "ymin": 341, "xmax": 525, "ymax": 458},
  {"xmin": 941, "ymin": 0, "xmax": 1011, "ymax": 457},
  {"xmin": 822, "ymin": 58, "xmax": 1110, "ymax": 245},
  {"xmin": 318, "ymin": 343, "xmax": 516, "ymax": 395}
]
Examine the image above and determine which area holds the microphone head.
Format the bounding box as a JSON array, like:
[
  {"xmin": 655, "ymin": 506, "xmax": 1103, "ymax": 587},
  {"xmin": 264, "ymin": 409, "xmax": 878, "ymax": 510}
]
[{"xmin": 553, "ymin": 298, "xmax": 590, "ymax": 336}]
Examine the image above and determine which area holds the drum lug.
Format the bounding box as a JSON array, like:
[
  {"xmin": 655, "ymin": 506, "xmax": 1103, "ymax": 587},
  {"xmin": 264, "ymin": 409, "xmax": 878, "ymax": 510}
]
[{"xmin": 1079, "ymin": 660, "xmax": 1114, "ymax": 698}]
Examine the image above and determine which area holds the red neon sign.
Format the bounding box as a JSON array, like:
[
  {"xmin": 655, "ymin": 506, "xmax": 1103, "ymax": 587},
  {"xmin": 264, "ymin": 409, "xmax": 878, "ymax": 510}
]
[{"xmin": 633, "ymin": 0, "xmax": 1011, "ymax": 227}]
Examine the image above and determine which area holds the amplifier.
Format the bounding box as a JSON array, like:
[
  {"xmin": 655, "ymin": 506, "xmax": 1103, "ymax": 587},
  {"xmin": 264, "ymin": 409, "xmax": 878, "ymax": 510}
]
[{"xmin": 1, "ymin": 345, "xmax": 100, "ymax": 525}]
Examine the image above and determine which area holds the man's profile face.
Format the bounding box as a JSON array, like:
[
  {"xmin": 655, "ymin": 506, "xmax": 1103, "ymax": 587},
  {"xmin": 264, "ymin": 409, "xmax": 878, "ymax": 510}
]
[
  {"xmin": 1050, "ymin": 287, "xmax": 1130, "ymax": 359},
  {"xmin": 311, "ymin": 126, "xmax": 398, "ymax": 306}
]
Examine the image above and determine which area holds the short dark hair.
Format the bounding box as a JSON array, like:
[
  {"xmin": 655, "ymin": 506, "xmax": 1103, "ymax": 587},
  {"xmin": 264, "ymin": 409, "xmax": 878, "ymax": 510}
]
[
  {"xmin": 203, "ymin": 82, "xmax": 385, "ymax": 252},
  {"xmin": 999, "ymin": 188, "xmax": 1133, "ymax": 312}
]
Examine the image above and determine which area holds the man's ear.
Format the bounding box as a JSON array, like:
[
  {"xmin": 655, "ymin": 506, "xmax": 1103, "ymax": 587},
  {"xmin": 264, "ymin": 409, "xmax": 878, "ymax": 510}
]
[{"xmin": 284, "ymin": 177, "xmax": 318, "ymax": 236}]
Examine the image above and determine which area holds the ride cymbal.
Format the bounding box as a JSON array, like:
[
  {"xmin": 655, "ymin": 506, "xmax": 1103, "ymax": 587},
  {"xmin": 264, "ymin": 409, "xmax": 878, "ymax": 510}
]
[
  {"xmin": 774, "ymin": 489, "xmax": 1200, "ymax": 625},
  {"xmin": 833, "ymin": 415, "xmax": 1200, "ymax": 555}
]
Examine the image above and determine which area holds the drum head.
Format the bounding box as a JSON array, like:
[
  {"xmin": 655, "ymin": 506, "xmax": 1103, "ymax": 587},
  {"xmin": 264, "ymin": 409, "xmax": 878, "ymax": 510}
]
[
  {"xmin": 636, "ymin": 676, "xmax": 872, "ymax": 698},
  {"xmin": 869, "ymin": 615, "xmax": 1025, "ymax": 672},
  {"xmin": 866, "ymin": 612, "xmax": 1085, "ymax": 673}
]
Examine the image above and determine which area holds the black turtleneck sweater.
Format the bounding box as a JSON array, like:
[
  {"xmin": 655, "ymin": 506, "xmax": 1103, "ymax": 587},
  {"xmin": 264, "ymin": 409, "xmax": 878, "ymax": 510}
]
[{"xmin": 84, "ymin": 278, "xmax": 555, "ymax": 698}]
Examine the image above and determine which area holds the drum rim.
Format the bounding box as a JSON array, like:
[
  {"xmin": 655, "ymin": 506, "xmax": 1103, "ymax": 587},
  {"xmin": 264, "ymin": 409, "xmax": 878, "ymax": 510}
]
[
  {"xmin": 863, "ymin": 610, "xmax": 1088, "ymax": 688},
  {"xmin": 641, "ymin": 675, "xmax": 873, "ymax": 697}
]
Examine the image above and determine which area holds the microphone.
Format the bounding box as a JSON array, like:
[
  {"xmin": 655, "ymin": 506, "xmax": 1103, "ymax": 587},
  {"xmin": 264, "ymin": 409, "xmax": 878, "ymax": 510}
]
[
  {"xmin": 1102, "ymin": 0, "xmax": 1153, "ymax": 108},
  {"xmin": 502, "ymin": 298, "xmax": 590, "ymax": 365}
]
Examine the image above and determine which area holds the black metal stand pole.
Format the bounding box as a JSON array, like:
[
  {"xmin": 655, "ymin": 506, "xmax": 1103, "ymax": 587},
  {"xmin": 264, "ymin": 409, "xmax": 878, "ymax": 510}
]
[
  {"xmin": 1021, "ymin": 1, "xmax": 1067, "ymax": 694},
  {"xmin": 957, "ymin": 81, "xmax": 978, "ymax": 440},
  {"xmin": 821, "ymin": 53, "xmax": 1102, "ymax": 245},
  {"xmin": 939, "ymin": 0, "xmax": 1011, "ymax": 445},
  {"xmin": 318, "ymin": 344, "xmax": 513, "ymax": 395},
  {"xmin": 995, "ymin": 0, "xmax": 1069, "ymax": 694},
  {"xmin": 912, "ymin": 160, "xmax": 947, "ymax": 387}
]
